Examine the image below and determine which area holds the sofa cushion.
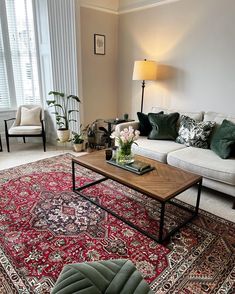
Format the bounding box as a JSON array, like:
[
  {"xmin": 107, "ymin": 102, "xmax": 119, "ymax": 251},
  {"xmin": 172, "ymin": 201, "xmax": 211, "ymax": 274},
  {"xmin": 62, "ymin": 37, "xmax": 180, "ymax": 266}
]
[
  {"xmin": 151, "ymin": 107, "xmax": 204, "ymax": 121},
  {"xmin": 137, "ymin": 111, "xmax": 163, "ymax": 136},
  {"xmin": 167, "ymin": 147, "xmax": 235, "ymax": 186},
  {"xmin": 148, "ymin": 112, "xmax": 179, "ymax": 140},
  {"xmin": 210, "ymin": 119, "xmax": 235, "ymax": 159},
  {"xmin": 176, "ymin": 115, "xmax": 215, "ymax": 149},
  {"xmin": 204, "ymin": 112, "xmax": 235, "ymax": 124},
  {"xmin": 133, "ymin": 137, "xmax": 186, "ymax": 163}
]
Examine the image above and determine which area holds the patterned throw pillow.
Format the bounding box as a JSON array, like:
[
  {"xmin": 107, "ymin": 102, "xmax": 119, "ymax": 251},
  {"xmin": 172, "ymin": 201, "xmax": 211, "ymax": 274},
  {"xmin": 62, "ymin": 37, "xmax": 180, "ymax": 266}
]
[{"xmin": 176, "ymin": 115, "xmax": 215, "ymax": 149}]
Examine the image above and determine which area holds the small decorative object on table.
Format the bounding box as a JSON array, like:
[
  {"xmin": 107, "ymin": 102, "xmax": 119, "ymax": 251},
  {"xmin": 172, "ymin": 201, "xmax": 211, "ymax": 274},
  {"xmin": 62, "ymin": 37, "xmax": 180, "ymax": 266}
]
[
  {"xmin": 105, "ymin": 148, "xmax": 113, "ymax": 160},
  {"xmin": 110, "ymin": 126, "xmax": 140, "ymax": 164},
  {"xmin": 123, "ymin": 113, "xmax": 129, "ymax": 120}
]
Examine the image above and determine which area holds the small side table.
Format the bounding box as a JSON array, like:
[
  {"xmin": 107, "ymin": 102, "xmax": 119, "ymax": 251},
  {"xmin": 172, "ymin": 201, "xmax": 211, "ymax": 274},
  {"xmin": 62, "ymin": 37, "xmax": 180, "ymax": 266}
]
[
  {"xmin": 0, "ymin": 134, "xmax": 2, "ymax": 152},
  {"xmin": 105, "ymin": 119, "xmax": 134, "ymax": 147}
]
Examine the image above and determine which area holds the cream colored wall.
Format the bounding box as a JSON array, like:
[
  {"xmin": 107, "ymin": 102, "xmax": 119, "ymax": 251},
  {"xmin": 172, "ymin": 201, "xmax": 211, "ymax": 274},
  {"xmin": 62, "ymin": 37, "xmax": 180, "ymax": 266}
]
[
  {"xmin": 79, "ymin": 7, "xmax": 118, "ymax": 125},
  {"xmin": 118, "ymin": 0, "xmax": 235, "ymax": 119}
]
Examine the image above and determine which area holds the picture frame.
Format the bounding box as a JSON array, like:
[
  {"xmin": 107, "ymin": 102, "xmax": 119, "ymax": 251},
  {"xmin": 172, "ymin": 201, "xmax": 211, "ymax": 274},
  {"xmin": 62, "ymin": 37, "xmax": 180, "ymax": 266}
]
[{"xmin": 94, "ymin": 34, "xmax": 105, "ymax": 55}]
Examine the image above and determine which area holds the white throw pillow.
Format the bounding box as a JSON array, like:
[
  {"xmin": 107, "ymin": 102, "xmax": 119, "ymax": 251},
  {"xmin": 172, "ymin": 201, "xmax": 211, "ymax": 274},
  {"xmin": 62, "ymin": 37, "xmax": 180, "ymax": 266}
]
[{"xmin": 20, "ymin": 107, "xmax": 41, "ymax": 126}]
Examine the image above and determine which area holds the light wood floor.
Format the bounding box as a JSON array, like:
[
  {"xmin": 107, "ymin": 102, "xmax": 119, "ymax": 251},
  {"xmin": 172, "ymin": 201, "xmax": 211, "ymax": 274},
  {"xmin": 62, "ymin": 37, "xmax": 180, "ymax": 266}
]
[{"xmin": 0, "ymin": 142, "xmax": 234, "ymax": 223}]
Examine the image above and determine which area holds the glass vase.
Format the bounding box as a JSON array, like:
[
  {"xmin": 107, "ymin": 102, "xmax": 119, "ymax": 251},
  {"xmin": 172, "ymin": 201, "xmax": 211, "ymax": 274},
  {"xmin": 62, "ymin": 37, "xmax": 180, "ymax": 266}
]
[{"xmin": 117, "ymin": 143, "xmax": 134, "ymax": 164}]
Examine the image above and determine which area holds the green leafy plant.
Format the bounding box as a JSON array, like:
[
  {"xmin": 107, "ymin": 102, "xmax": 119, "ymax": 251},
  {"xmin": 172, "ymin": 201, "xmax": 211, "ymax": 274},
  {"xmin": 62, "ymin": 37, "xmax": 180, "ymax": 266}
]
[
  {"xmin": 72, "ymin": 124, "xmax": 87, "ymax": 144},
  {"xmin": 47, "ymin": 91, "xmax": 81, "ymax": 130},
  {"xmin": 72, "ymin": 131, "xmax": 84, "ymax": 144}
]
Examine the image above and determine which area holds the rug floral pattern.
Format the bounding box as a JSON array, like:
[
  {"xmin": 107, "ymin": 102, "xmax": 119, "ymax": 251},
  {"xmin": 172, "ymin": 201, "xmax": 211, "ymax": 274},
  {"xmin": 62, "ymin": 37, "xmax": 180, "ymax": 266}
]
[{"xmin": 0, "ymin": 154, "xmax": 234, "ymax": 293}]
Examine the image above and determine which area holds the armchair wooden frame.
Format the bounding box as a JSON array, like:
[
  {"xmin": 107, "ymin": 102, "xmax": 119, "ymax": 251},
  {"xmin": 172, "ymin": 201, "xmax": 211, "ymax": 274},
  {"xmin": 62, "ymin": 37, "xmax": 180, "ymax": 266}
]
[{"xmin": 0, "ymin": 135, "xmax": 2, "ymax": 152}]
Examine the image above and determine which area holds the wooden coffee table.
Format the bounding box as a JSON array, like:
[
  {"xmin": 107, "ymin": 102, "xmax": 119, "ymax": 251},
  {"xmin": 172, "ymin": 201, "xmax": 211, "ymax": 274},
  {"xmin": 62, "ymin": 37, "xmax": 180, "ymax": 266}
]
[{"xmin": 72, "ymin": 150, "xmax": 202, "ymax": 243}]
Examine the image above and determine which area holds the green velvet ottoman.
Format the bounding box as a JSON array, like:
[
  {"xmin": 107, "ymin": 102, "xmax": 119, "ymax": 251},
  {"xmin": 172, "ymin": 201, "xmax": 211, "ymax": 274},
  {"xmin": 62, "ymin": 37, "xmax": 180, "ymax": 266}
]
[{"xmin": 51, "ymin": 259, "xmax": 153, "ymax": 294}]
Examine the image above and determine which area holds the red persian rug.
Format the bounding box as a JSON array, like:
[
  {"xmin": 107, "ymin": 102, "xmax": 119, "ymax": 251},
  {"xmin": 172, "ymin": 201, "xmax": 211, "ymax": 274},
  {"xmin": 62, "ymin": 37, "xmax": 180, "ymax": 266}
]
[{"xmin": 0, "ymin": 154, "xmax": 234, "ymax": 294}]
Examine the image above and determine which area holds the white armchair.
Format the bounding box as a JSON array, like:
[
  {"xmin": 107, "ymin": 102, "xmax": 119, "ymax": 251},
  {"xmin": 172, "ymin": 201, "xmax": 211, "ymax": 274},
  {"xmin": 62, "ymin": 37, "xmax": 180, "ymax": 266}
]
[{"xmin": 4, "ymin": 105, "xmax": 46, "ymax": 152}]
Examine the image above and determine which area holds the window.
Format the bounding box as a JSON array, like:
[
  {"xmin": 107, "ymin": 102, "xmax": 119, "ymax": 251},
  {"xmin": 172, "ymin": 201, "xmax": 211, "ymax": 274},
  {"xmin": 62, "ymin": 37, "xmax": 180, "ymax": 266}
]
[{"xmin": 0, "ymin": 0, "xmax": 41, "ymax": 109}]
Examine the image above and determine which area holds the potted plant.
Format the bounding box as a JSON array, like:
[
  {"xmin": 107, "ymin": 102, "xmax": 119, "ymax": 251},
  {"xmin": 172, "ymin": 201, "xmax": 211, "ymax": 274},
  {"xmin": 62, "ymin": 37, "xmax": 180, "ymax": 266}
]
[
  {"xmin": 72, "ymin": 131, "xmax": 84, "ymax": 152},
  {"xmin": 47, "ymin": 91, "xmax": 81, "ymax": 142}
]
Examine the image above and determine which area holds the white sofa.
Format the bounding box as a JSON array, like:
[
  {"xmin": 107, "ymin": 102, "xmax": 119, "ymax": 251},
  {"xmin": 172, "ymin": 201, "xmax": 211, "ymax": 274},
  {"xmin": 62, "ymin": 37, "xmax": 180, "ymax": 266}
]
[{"xmin": 115, "ymin": 109, "xmax": 235, "ymax": 205}]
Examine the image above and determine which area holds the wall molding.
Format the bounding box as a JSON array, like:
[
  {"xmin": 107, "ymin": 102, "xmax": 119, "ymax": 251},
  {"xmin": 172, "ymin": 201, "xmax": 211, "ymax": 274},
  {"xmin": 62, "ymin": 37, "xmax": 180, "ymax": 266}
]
[
  {"xmin": 80, "ymin": 4, "xmax": 118, "ymax": 15},
  {"xmin": 80, "ymin": 0, "xmax": 181, "ymax": 15},
  {"xmin": 119, "ymin": 0, "xmax": 181, "ymax": 14}
]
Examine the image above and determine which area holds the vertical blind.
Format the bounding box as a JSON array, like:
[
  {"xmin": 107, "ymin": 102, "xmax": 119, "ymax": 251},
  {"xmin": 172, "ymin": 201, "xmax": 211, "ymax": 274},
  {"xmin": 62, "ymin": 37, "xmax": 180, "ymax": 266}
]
[
  {"xmin": 0, "ymin": 19, "xmax": 10, "ymax": 108},
  {"xmin": 47, "ymin": 0, "xmax": 80, "ymax": 133},
  {"xmin": 0, "ymin": 0, "xmax": 40, "ymax": 109}
]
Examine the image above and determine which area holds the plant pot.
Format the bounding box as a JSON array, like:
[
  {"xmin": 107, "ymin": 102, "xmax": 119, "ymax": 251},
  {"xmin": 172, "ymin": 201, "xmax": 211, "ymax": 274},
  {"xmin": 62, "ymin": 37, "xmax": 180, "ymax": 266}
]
[
  {"xmin": 73, "ymin": 143, "xmax": 83, "ymax": 152},
  {"xmin": 57, "ymin": 129, "xmax": 70, "ymax": 142}
]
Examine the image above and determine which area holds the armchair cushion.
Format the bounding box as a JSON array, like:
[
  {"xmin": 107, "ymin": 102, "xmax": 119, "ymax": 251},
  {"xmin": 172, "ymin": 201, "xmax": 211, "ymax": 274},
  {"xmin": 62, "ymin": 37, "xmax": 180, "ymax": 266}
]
[
  {"xmin": 9, "ymin": 126, "xmax": 42, "ymax": 135},
  {"xmin": 20, "ymin": 106, "xmax": 41, "ymax": 126}
]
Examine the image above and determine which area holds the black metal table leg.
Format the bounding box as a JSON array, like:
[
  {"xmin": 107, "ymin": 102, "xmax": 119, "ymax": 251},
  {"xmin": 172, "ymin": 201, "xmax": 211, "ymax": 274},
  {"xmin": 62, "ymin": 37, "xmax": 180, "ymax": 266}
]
[
  {"xmin": 158, "ymin": 202, "xmax": 165, "ymax": 243},
  {"xmin": 195, "ymin": 179, "xmax": 202, "ymax": 215},
  {"xmin": 71, "ymin": 158, "xmax": 203, "ymax": 244},
  {"xmin": 72, "ymin": 160, "xmax": 76, "ymax": 191}
]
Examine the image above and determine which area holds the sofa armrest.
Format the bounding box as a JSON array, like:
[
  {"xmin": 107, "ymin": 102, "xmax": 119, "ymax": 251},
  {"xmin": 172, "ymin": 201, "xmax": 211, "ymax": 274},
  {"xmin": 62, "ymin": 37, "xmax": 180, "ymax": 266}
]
[{"xmin": 115, "ymin": 121, "xmax": 140, "ymax": 133}]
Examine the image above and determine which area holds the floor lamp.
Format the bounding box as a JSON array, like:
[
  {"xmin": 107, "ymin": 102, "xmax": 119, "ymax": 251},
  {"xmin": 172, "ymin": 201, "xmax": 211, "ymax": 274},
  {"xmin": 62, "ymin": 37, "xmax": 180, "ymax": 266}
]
[{"xmin": 132, "ymin": 59, "xmax": 157, "ymax": 113}]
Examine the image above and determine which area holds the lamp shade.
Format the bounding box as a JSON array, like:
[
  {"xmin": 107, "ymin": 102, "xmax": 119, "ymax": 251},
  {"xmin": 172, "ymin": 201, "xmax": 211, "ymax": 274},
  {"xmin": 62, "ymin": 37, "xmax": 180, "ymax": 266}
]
[{"xmin": 132, "ymin": 60, "xmax": 157, "ymax": 81}]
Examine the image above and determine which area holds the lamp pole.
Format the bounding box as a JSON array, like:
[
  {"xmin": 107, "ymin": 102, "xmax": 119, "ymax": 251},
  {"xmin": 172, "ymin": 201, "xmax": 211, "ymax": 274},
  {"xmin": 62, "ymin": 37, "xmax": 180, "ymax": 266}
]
[
  {"xmin": 141, "ymin": 80, "xmax": 145, "ymax": 113},
  {"xmin": 133, "ymin": 58, "xmax": 157, "ymax": 113}
]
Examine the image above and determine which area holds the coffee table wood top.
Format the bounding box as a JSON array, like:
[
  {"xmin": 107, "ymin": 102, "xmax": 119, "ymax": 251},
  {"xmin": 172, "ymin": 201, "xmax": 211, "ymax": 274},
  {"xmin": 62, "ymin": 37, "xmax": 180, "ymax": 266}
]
[{"xmin": 73, "ymin": 150, "xmax": 202, "ymax": 202}]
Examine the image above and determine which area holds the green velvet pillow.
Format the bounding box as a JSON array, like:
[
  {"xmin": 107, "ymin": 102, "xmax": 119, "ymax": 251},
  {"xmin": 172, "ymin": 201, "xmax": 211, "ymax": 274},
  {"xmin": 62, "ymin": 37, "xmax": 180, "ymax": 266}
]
[
  {"xmin": 137, "ymin": 111, "xmax": 163, "ymax": 136},
  {"xmin": 210, "ymin": 119, "xmax": 235, "ymax": 159},
  {"xmin": 148, "ymin": 112, "xmax": 179, "ymax": 140}
]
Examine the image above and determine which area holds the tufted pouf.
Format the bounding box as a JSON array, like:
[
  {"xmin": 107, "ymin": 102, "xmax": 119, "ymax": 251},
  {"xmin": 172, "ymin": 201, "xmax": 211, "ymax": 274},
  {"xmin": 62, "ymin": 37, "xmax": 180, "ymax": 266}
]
[{"xmin": 51, "ymin": 259, "xmax": 153, "ymax": 294}]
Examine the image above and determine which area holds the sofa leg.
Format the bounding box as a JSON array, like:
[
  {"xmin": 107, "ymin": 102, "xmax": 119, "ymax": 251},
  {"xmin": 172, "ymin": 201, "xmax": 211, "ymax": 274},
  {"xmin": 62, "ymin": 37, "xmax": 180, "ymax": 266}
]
[{"xmin": 233, "ymin": 199, "xmax": 235, "ymax": 209}]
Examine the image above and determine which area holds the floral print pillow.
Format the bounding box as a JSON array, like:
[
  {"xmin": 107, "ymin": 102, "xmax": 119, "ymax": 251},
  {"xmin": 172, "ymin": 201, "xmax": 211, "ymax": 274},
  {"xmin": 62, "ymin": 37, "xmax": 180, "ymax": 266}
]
[{"xmin": 176, "ymin": 115, "xmax": 215, "ymax": 149}]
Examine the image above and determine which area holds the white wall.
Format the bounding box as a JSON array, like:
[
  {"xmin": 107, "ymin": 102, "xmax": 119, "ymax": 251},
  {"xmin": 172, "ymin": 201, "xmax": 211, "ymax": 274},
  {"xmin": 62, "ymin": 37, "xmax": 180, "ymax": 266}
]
[{"xmin": 118, "ymin": 0, "xmax": 235, "ymax": 119}]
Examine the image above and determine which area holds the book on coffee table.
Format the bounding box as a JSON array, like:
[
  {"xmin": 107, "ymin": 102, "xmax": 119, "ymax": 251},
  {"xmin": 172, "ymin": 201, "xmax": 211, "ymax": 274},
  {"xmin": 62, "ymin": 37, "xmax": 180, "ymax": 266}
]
[
  {"xmin": 107, "ymin": 159, "xmax": 154, "ymax": 175},
  {"xmin": 125, "ymin": 160, "xmax": 151, "ymax": 172}
]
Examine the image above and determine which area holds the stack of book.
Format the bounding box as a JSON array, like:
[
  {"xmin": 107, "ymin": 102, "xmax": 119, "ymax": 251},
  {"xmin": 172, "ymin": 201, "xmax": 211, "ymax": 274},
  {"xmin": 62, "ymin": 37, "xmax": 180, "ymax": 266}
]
[
  {"xmin": 125, "ymin": 160, "xmax": 151, "ymax": 172},
  {"xmin": 107, "ymin": 159, "xmax": 154, "ymax": 175}
]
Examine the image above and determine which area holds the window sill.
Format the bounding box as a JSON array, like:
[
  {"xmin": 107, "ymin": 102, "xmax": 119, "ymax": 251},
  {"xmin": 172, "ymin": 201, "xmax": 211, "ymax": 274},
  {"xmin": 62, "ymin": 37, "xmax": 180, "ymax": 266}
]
[{"xmin": 0, "ymin": 109, "xmax": 17, "ymax": 113}]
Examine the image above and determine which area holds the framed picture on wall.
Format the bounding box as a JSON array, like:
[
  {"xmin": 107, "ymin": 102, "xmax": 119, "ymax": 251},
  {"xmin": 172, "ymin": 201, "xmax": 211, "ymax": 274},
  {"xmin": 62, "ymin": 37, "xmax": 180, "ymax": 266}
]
[{"xmin": 94, "ymin": 34, "xmax": 105, "ymax": 55}]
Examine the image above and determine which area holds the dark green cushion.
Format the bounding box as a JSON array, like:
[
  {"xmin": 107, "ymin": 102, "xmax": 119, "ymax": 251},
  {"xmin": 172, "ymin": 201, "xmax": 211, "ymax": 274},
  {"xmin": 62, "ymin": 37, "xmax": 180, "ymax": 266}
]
[
  {"xmin": 137, "ymin": 111, "xmax": 163, "ymax": 136},
  {"xmin": 210, "ymin": 119, "xmax": 235, "ymax": 159},
  {"xmin": 51, "ymin": 259, "xmax": 153, "ymax": 294},
  {"xmin": 148, "ymin": 112, "xmax": 179, "ymax": 140}
]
